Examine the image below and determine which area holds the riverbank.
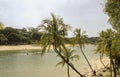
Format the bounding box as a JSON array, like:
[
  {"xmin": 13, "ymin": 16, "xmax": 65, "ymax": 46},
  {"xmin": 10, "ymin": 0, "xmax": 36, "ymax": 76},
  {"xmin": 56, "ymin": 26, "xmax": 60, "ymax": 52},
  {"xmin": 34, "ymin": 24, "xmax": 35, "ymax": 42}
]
[
  {"xmin": 0, "ymin": 44, "xmax": 94, "ymax": 51},
  {"xmin": 0, "ymin": 44, "xmax": 78, "ymax": 51},
  {"xmin": 0, "ymin": 45, "xmax": 42, "ymax": 51}
]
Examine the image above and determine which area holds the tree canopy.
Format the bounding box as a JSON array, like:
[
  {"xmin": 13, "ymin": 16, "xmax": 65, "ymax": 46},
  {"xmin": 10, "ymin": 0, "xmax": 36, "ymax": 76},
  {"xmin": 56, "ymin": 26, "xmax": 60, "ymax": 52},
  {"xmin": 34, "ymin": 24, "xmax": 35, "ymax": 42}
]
[
  {"xmin": 105, "ymin": 0, "xmax": 120, "ymax": 31},
  {"xmin": 0, "ymin": 26, "xmax": 42, "ymax": 45}
]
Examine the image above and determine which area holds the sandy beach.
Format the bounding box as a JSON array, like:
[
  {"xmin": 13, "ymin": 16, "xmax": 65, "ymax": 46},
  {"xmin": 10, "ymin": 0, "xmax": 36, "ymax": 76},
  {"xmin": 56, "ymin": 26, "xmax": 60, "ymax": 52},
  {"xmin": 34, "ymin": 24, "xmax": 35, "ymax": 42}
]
[
  {"xmin": 92, "ymin": 57, "xmax": 110, "ymax": 70},
  {"xmin": 0, "ymin": 45, "xmax": 42, "ymax": 51},
  {"xmin": 0, "ymin": 44, "xmax": 73, "ymax": 51}
]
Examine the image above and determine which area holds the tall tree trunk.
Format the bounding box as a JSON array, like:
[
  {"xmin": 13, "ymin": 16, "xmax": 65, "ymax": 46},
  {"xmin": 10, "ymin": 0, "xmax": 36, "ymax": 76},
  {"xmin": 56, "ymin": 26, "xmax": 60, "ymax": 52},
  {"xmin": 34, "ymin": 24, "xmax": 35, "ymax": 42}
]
[
  {"xmin": 79, "ymin": 46, "xmax": 95, "ymax": 75},
  {"xmin": 53, "ymin": 45, "xmax": 85, "ymax": 77},
  {"xmin": 67, "ymin": 64, "xmax": 70, "ymax": 77},
  {"xmin": 109, "ymin": 45, "xmax": 116, "ymax": 77},
  {"xmin": 111, "ymin": 58, "xmax": 117, "ymax": 77},
  {"xmin": 110, "ymin": 46, "xmax": 113, "ymax": 77},
  {"xmin": 115, "ymin": 57, "xmax": 120, "ymax": 75}
]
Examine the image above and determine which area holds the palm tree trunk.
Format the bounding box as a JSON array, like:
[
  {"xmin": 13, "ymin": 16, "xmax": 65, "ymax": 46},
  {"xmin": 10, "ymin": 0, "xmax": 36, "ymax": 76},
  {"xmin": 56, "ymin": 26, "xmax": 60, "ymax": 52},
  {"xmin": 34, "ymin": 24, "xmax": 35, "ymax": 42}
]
[
  {"xmin": 79, "ymin": 46, "xmax": 95, "ymax": 75},
  {"xmin": 109, "ymin": 45, "xmax": 116, "ymax": 77},
  {"xmin": 53, "ymin": 46, "xmax": 85, "ymax": 77},
  {"xmin": 111, "ymin": 58, "xmax": 117, "ymax": 77},
  {"xmin": 110, "ymin": 50, "xmax": 112, "ymax": 77},
  {"xmin": 67, "ymin": 64, "xmax": 70, "ymax": 77},
  {"xmin": 115, "ymin": 57, "xmax": 120, "ymax": 75},
  {"xmin": 99, "ymin": 53, "xmax": 106, "ymax": 68}
]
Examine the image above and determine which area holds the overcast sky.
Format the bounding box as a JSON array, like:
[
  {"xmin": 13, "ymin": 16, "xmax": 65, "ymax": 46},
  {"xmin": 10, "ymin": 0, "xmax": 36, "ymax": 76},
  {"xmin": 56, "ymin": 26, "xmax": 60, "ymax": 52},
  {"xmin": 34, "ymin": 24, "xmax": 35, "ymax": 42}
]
[{"xmin": 0, "ymin": 0, "xmax": 111, "ymax": 37}]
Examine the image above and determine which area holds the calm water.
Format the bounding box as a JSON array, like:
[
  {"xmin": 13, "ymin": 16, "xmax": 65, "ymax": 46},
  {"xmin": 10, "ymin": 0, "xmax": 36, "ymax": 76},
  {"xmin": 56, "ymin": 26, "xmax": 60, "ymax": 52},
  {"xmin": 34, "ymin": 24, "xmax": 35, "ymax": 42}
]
[{"xmin": 0, "ymin": 45, "xmax": 99, "ymax": 77}]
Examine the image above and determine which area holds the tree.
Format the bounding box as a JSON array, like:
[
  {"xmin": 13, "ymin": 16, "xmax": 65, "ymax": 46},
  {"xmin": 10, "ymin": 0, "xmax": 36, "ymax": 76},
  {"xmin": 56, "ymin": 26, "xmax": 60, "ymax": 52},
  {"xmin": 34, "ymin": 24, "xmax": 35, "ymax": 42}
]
[
  {"xmin": 1, "ymin": 27, "xmax": 19, "ymax": 38},
  {"xmin": 56, "ymin": 48, "xmax": 79, "ymax": 77},
  {"xmin": 105, "ymin": 1, "xmax": 120, "ymax": 76},
  {"xmin": 111, "ymin": 32, "xmax": 120, "ymax": 74},
  {"xmin": 73, "ymin": 28, "xmax": 95, "ymax": 75},
  {"xmin": 96, "ymin": 40, "xmax": 107, "ymax": 68},
  {"xmin": 31, "ymin": 32, "xmax": 41, "ymax": 43},
  {"xmin": 105, "ymin": 0, "xmax": 120, "ymax": 31},
  {"xmin": 7, "ymin": 33, "xmax": 22, "ymax": 44},
  {"xmin": 96, "ymin": 29, "xmax": 116, "ymax": 77},
  {"xmin": 0, "ymin": 34, "xmax": 8, "ymax": 45},
  {"xmin": 40, "ymin": 13, "xmax": 84, "ymax": 77}
]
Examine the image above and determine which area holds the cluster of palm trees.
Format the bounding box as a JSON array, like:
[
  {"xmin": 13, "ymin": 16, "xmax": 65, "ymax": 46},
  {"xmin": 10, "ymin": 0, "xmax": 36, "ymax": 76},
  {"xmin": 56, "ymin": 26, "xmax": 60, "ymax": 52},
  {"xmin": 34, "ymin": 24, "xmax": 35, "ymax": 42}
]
[
  {"xmin": 39, "ymin": 13, "xmax": 96, "ymax": 77},
  {"xmin": 39, "ymin": 13, "xmax": 120, "ymax": 77},
  {"xmin": 96, "ymin": 29, "xmax": 120, "ymax": 77}
]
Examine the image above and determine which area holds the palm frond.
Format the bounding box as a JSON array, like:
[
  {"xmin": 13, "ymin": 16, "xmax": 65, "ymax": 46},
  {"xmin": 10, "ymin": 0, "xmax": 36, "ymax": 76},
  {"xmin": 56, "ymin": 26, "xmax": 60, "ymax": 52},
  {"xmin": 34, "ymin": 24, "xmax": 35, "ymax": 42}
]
[
  {"xmin": 56, "ymin": 60, "xmax": 65, "ymax": 67},
  {"xmin": 71, "ymin": 55, "xmax": 80, "ymax": 61}
]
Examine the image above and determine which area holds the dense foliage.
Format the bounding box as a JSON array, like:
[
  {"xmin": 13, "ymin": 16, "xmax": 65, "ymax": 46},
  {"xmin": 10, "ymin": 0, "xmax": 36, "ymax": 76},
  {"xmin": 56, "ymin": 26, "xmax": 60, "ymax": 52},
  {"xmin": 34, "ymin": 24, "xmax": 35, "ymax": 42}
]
[
  {"xmin": 95, "ymin": 0, "xmax": 120, "ymax": 77},
  {"xmin": 0, "ymin": 23, "xmax": 97, "ymax": 45},
  {"xmin": 105, "ymin": 0, "xmax": 120, "ymax": 31},
  {"xmin": 0, "ymin": 26, "xmax": 41, "ymax": 45}
]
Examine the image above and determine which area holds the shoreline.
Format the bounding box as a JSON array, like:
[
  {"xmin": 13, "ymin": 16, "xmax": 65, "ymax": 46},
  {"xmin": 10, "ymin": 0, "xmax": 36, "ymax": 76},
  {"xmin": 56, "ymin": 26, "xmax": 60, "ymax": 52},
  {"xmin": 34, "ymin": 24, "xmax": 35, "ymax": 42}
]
[
  {"xmin": 0, "ymin": 44, "xmax": 71, "ymax": 51},
  {"xmin": 0, "ymin": 44, "xmax": 94, "ymax": 51},
  {"xmin": 0, "ymin": 45, "xmax": 42, "ymax": 51}
]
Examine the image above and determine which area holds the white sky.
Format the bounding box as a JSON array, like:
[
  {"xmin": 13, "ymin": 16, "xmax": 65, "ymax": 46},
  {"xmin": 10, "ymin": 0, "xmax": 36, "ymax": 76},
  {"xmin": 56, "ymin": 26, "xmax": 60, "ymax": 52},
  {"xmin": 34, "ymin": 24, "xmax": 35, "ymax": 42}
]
[{"xmin": 0, "ymin": 0, "xmax": 111, "ymax": 37}]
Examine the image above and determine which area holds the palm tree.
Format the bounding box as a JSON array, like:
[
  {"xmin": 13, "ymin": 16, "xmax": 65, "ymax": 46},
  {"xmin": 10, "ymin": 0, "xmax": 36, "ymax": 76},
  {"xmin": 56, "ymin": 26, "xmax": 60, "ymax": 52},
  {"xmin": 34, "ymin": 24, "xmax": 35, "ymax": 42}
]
[
  {"xmin": 112, "ymin": 33, "xmax": 120, "ymax": 75},
  {"xmin": 56, "ymin": 48, "xmax": 79, "ymax": 77},
  {"xmin": 96, "ymin": 33, "xmax": 108, "ymax": 68},
  {"xmin": 39, "ymin": 13, "xmax": 84, "ymax": 77},
  {"xmin": 96, "ymin": 29, "xmax": 116, "ymax": 77},
  {"xmin": 73, "ymin": 28, "xmax": 95, "ymax": 75}
]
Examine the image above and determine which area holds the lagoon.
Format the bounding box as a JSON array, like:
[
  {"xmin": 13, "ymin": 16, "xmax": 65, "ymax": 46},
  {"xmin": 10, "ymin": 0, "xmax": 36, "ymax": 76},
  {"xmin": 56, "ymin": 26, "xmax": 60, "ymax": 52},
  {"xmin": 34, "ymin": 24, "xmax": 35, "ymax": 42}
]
[{"xmin": 0, "ymin": 45, "xmax": 99, "ymax": 77}]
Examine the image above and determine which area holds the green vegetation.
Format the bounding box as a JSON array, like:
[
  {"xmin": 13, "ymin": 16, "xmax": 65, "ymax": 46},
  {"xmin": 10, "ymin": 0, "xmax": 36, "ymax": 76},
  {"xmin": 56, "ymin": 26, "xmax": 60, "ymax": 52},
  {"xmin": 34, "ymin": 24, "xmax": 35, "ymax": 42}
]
[
  {"xmin": 105, "ymin": 0, "xmax": 120, "ymax": 31},
  {"xmin": 96, "ymin": 29, "xmax": 116, "ymax": 77},
  {"xmin": 0, "ymin": 24, "xmax": 41, "ymax": 45},
  {"xmin": 73, "ymin": 28, "xmax": 95, "ymax": 75},
  {"xmin": 56, "ymin": 48, "xmax": 79, "ymax": 77},
  {"xmin": 0, "ymin": 0, "xmax": 120, "ymax": 76},
  {"xmin": 95, "ymin": 0, "xmax": 120, "ymax": 77},
  {"xmin": 39, "ymin": 13, "xmax": 84, "ymax": 77},
  {"xmin": 0, "ymin": 22, "xmax": 97, "ymax": 45}
]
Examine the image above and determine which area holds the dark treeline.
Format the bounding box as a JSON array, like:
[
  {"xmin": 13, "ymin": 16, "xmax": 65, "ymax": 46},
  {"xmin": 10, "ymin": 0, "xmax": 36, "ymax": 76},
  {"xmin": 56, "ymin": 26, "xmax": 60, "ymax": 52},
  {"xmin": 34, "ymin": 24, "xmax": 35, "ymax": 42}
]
[
  {"xmin": 0, "ymin": 26, "xmax": 41, "ymax": 45},
  {"xmin": 0, "ymin": 26, "xmax": 97, "ymax": 45},
  {"xmin": 64, "ymin": 37, "xmax": 97, "ymax": 44}
]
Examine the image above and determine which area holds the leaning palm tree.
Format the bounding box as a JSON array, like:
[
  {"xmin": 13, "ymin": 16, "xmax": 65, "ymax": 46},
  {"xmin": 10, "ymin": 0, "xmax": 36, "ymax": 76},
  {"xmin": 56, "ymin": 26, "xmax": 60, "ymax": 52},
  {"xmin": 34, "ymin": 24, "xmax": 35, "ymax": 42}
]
[
  {"xmin": 39, "ymin": 13, "xmax": 84, "ymax": 77},
  {"xmin": 56, "ymin": 48, "xmax": 79, "ymax": 77},
  {"xmin": 74, "ymin": 28, "xmax": 95, "ymax": 75},
  {"xmin": 96, "ymin": 36, "xmax": 108, "ymax": 68}
]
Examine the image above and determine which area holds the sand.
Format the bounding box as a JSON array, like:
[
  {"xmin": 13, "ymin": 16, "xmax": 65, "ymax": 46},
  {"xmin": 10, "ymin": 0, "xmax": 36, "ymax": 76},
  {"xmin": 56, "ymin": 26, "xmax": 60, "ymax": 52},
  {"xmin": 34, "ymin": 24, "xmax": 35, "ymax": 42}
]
[
  {"xmin": 0, "ymin": 44, "xmax": 73, "ymax": 51},
  {"xmin": 92, "ymin": 57, "xmax": 110, "ymax": 70},
  {"xmin": 0, "ymin": 45, "xmax": 42, "ymax": 51},
  {"xmin": 84, "ymin": 57, "xmax": 110, "ymax": 76}
]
